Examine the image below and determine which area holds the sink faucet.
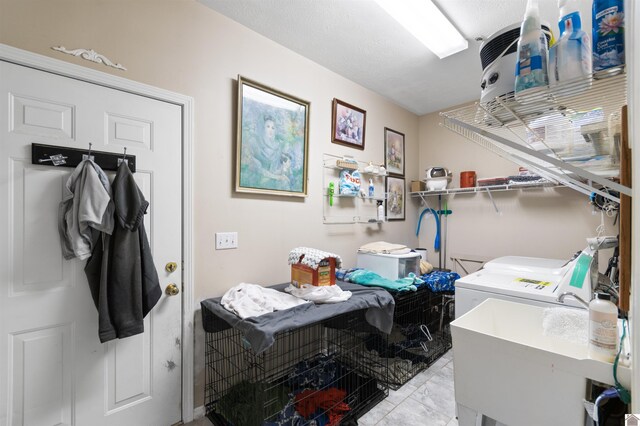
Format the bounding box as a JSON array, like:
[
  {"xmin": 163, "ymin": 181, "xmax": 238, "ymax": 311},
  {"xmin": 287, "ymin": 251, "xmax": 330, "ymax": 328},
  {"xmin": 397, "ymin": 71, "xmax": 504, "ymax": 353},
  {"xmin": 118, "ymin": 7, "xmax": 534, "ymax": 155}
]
[{"xmin": 556, "ymin": 292, "xmax": 590, "ymax": 309}]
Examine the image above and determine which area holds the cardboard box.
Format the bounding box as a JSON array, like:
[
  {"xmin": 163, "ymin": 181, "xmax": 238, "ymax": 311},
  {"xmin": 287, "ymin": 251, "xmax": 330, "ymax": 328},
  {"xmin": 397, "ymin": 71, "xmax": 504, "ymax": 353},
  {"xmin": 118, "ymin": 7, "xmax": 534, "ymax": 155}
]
[
  {"xmin": 291, "ymin": 257, "xmax": 336, "ymax": 287},
  {"xmin": 410, "ymin": 180, "xmax": 426, "ymax": 192}
]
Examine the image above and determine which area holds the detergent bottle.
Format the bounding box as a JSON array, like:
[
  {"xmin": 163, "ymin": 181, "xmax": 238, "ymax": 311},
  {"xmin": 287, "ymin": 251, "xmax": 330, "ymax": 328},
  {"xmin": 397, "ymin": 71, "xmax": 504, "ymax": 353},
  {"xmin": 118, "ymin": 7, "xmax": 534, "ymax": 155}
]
[
  {"xmin": 588, "ymin": 292, "xmax": 618, "ymax": 362},
  {"xmin": 515, "ymin": 0, "xmax": 549, "ymax": 97},
  {"xmin": 549, "ymin": 0, "xmax": 591, "ymax": 87}
]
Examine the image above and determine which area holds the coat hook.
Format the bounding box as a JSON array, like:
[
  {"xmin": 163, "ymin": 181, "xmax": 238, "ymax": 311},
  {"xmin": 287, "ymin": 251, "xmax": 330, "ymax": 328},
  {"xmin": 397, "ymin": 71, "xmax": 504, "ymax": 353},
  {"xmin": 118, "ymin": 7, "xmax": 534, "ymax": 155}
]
[
  {"xmin": 83, "ymin": 142, "xmax": 95, "ymax": 161},
  {"xmin": 122, "ymin": 147, "xmax": 127, "ymax": 160}
]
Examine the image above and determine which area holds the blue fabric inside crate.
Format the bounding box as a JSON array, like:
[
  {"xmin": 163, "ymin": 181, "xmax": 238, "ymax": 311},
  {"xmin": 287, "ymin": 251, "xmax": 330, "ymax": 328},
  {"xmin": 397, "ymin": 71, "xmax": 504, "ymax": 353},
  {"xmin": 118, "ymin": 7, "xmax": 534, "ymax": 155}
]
[{"xmin": 418, "ymin": 270, "xmax": 460, "ymax": 293}]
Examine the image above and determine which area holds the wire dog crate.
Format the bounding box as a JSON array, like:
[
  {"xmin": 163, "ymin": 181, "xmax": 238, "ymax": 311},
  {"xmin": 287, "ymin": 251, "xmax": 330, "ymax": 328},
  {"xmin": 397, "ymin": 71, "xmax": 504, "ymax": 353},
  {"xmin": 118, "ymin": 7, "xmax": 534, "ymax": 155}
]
[
  {"xmin": 378, "ymin": 288, "xmax": 454, "ymax": 389},
  {"xmin": 203, "ymin": 307, "xmax": 389, "ymax": 426}
]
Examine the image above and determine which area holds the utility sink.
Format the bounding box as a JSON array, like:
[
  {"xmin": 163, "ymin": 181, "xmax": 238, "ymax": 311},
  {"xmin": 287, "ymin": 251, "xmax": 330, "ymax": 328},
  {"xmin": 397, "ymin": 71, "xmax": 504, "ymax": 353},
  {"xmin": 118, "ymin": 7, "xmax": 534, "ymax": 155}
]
[{"xmin": 451, "ymin": 298, "xmax": 631, "ymax": 426}]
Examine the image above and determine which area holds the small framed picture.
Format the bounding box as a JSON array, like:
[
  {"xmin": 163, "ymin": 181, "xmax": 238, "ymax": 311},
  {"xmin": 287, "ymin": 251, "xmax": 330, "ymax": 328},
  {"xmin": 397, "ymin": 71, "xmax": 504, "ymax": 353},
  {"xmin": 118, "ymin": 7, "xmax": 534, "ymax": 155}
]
[
  {"xmin": 384, "ymin": 127, "xmax": 405, "ymax": 176},
  {"xmin": 331, "ymin": 98, "xmax": 366, "ymax": 150},
  {"xmin": 235, "ymin": 76, "xmax": 309, "ymax": 197},
  {"xmin": 386, "ymin": 176, "xmax": 405, "ymax": 221}
]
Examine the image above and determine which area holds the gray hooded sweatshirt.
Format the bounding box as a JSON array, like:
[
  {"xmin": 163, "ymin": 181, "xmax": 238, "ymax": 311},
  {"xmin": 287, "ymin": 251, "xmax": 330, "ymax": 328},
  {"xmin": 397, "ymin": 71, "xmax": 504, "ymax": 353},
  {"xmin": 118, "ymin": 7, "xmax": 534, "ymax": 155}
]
[{"xmin": 84, "ymin": 162, "xmax": 161, "ymax": 343}]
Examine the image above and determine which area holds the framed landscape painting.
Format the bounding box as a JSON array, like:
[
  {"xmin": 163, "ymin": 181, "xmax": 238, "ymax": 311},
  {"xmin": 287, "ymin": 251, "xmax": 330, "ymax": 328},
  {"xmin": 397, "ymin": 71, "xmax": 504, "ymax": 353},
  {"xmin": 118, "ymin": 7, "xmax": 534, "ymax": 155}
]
[
  {"xmin": 236, "ymin": 76, "xmax": 309, "ymax": 197},
  {"xmin": 331, "ymin": 98, "xmax": 366, "ymax": 150},
  {"xmin": 384, "ymin": 127, "xmax": 405, "ymax": 176}
]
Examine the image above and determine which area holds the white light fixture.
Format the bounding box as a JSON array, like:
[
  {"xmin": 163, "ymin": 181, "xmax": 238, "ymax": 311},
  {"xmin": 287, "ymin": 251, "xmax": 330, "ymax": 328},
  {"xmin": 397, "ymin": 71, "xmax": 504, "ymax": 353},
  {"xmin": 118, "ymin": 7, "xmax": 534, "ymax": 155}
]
[{"xmin": 374, "ymin": 0, "xmax": 468, "ymax": 59}]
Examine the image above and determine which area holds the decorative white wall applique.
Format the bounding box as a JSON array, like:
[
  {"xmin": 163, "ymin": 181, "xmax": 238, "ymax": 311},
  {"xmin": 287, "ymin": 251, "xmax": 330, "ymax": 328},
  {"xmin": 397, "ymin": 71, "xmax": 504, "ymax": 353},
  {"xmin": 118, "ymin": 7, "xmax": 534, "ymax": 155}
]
[{"xmin": 51, "ymin": 46, "xmax": 127, "ymax": 71}]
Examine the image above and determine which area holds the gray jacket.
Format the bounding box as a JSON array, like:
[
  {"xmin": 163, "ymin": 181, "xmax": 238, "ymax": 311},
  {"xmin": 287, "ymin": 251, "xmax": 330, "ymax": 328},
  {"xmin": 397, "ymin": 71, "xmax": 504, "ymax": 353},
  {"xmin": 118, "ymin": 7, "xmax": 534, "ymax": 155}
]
[
  {"xmin": 84, "ymin": 162, "xmax": 161, "ymax": 343},
  {"xmin": 58, "ymin": 159, "xmax": 114, "ymax": 260}
]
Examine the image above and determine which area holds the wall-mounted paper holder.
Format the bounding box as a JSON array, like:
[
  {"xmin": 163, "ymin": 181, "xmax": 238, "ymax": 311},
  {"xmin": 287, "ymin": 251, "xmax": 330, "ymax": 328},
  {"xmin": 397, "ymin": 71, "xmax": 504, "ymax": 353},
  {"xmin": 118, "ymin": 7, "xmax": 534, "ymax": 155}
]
[{"xmin": 31, "ymin": 143, "xmax": 136, "ymax": 173}]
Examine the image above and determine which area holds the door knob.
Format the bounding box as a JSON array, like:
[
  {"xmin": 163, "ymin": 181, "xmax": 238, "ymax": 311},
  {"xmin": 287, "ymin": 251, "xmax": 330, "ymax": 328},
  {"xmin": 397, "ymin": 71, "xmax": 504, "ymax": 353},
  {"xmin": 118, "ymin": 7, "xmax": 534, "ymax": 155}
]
[
  {"xmin": 165, "ymin": 262, "xmax": 178, "ymax": 273},
  {"xmin": 165, "ymin": 283, "xmax": 180, "ymax": 296}
]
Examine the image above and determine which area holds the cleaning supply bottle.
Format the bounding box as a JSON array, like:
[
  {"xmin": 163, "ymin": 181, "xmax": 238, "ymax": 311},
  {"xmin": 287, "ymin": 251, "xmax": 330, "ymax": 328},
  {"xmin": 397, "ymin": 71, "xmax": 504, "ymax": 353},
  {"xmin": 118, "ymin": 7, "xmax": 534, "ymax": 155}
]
[
  {"xmin": 515, "ymin": 0, "xmax": 549, "ymax": 97},
  {"xmin": 549, "ymin": 0, "xmax": 592, "ymax": 87},
  {"xmin": 377, "ymin": 200, "xmax": 385, "ymax": 222},
  {"xmin": 368, "ymin": 178, "xmax": 375, "ymax": 198},
  {"xmin": 588, "ymin": 292, "xmax": 618, "ymax": 362},
  {"xmin": 592, "ymin": 0, "xmax": 625, "ymax": 74}
]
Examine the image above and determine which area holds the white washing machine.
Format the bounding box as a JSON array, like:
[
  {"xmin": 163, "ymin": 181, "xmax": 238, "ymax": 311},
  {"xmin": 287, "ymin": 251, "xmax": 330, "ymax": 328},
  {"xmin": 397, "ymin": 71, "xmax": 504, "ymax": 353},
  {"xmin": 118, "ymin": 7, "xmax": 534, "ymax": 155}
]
[
  {"xmin": 454, "ymin": 236, "xmax": 620, "ymax": 318},
  {"xmin": 455, "ymin": 254, "xmax": 589, "ymax": 317}
]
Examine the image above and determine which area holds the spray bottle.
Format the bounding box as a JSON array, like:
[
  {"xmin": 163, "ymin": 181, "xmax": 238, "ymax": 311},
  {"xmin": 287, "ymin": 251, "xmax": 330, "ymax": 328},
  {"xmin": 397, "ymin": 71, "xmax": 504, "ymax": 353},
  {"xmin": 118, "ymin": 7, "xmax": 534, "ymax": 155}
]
[
  {"xmin": 515, "ymin": 0, "xmax": 549, "ymax": 97},
  {"xmin": 377, "ymin": 200, "xmax": 385, "ymax": 222},
  {"xmin": 549, "ymin": 0, "xmax": 591, "ymax": 87}
]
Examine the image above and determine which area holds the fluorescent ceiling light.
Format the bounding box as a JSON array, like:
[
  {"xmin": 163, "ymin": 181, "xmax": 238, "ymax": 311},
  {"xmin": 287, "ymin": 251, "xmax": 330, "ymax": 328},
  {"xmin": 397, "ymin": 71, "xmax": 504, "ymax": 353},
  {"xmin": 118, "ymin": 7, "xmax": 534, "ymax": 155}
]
[{"xmin": 374, "ymin": 0, "xmax": 468, "ymax": 58}]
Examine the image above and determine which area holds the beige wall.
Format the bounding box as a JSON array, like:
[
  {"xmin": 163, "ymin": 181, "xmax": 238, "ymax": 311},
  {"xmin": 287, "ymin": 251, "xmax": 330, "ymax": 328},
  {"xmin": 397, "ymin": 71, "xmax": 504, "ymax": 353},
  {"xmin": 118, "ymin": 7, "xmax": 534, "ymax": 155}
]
[
  {"xmin": 1, "ymin": 0, "xmax": 420, "ymax": 412},
  {"xmin": 417, "ymin": 107, "xmax": 617, "ymax": 269}
]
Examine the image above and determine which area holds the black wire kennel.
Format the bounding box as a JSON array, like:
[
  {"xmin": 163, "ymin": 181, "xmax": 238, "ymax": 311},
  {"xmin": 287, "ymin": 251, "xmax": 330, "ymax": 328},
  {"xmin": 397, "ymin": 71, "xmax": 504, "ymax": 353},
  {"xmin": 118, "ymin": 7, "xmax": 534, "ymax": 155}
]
[
  {"xmin": 202, "ymin": 307, "xmax": 389, "ymax": 426},
  {"xmin": 377, "ymin": 288, "xmax": 454, "ymax": 389}
]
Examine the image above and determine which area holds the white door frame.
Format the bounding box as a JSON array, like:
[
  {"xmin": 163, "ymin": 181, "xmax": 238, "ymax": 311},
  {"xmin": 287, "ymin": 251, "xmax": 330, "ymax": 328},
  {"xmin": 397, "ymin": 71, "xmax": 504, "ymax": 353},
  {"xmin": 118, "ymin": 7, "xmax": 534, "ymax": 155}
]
[{"xmin": 0, "ymin": 43, "xmax": 196, "ymax": 423}]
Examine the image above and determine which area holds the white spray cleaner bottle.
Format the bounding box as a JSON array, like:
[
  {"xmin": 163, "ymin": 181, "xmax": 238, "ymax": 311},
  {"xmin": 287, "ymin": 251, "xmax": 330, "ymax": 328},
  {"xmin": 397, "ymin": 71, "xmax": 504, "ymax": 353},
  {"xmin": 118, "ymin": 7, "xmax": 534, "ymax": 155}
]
[
  {"xmin": 515, "ymin": 0, "xmax": 549, "ymax": 97},
  {"xmin": 549, "ymin": 0, "xmax": 592, "ymax": 87}
]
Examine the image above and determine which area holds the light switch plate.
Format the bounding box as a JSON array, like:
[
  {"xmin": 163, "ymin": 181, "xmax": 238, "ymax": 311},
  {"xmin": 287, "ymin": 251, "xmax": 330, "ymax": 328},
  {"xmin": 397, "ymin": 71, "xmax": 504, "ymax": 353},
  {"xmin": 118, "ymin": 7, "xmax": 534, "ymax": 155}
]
[{"xmin": 215, "ymin": 232, "xmax": 238, "ymax": 250}]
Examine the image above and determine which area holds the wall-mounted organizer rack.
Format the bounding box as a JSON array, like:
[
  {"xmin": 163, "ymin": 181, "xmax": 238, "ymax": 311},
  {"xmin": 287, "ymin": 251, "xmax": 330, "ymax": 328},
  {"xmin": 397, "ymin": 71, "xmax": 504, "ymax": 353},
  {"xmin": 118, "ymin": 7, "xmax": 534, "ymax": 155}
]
[
  {"xmin": 32, "ymin": 143, "xmax": 136, "ymax": 172},
  {"xmin": 440, "ymin": 67, "xmax": 628, "ymax": 204},
  {"xmin": 322, "ymin": 153, "xmax": 386, "ymax": 224}
]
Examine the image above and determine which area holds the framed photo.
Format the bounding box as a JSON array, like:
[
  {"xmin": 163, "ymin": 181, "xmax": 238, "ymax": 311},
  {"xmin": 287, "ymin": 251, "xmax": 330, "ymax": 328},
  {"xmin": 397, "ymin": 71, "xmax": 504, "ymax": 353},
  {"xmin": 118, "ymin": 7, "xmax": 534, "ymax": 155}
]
[
  {"xmin": 384, "ymin": 127, "xmax": 405, "ymax": 176},
  {"xmin": 386, "ymin": 176, "xmax": 405, "ymax": 221},
  {"xmin": 331, "ymin": 98, "xmax": 366, "ymax": 150},
  {"xmin": 236, "ymin": 76, "xmax": 309, "ymax": 197}
]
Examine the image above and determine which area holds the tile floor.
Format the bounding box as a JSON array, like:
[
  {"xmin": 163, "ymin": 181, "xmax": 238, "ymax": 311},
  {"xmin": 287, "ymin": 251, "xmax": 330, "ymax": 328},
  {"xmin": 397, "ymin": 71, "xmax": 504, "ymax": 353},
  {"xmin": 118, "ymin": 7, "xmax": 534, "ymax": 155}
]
[{"xmin": 185, "ymin": 350, "xmax": 457, "ymax": 426}]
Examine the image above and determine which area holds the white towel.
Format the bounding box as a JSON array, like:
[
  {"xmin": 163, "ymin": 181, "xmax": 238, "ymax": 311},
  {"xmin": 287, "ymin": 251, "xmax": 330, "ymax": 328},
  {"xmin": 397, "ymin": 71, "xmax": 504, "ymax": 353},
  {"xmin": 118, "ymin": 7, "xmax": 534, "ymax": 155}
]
[
  {"xmin": 542, "ymin": 307, "xmax": 588, "ymax": 344},
  {"xmin": 285, "ymin": 284, "xmax": 352, "ymax": 303},
  {"xmin": 221, "ymin": 283, "xmax": 309, "ymax": 319},
  {"xmin": 358, "ymin": 241, "xmax": 410, "ymax": 255}
]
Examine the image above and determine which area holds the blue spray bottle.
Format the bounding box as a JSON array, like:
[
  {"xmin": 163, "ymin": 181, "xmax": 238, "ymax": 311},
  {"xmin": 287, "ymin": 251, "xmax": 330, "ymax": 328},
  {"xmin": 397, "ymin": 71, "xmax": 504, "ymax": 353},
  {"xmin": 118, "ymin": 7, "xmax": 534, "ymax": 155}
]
[{"xmin": 549, "ymin": 0, "xmax": 592, "ymax": 87}]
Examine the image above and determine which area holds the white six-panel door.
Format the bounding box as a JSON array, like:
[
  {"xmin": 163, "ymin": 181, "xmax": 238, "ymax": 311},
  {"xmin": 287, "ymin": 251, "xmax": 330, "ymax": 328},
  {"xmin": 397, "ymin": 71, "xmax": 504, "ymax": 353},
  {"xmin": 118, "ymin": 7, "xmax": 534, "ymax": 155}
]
[{"xmin": 0, "ymin": 61, "xmax": 183, "ymax": 426}]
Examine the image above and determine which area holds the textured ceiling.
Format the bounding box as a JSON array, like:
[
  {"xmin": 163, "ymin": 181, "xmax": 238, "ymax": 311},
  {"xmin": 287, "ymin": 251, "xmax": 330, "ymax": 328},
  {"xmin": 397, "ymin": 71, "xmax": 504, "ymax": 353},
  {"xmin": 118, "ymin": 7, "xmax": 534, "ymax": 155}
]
[{"xmin": 198, "ymin": 0, "xmax": 591, "ymax": 115}]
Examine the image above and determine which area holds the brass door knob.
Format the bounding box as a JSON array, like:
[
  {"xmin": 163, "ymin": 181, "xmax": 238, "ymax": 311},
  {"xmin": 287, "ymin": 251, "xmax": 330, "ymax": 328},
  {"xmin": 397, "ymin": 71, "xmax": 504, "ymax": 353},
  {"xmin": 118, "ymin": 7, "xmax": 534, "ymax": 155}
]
[
  {"xmin": 165, "ymin": 283, "xmax": 180, "ymax": 296},
  {"xmin": 165, "ymin": 262, "xmax": 178, "ymax": 273}
]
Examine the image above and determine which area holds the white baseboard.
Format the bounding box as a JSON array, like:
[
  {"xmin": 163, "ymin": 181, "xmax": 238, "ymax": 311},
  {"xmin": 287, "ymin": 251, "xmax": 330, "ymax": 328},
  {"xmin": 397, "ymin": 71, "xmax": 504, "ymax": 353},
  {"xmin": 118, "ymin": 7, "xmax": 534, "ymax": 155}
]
[{"xmin": 193, "ymin": 405, "xmax": 206, "ymax": 420}]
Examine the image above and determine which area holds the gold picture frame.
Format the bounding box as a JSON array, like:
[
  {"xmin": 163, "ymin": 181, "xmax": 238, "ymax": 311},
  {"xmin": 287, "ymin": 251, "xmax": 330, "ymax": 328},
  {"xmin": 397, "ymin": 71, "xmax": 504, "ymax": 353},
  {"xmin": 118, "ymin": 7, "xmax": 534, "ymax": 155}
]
[{"xmin": 235, "ymin": 76, "xmax": 310, "ymax": 197}]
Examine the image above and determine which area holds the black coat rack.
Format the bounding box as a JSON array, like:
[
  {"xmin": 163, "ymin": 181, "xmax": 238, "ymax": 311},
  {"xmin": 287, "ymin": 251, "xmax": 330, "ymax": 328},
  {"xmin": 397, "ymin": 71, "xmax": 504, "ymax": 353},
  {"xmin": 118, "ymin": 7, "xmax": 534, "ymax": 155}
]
[{"xmin": 31, "ymin": 143, "xmax": 136, "ymax": 173}]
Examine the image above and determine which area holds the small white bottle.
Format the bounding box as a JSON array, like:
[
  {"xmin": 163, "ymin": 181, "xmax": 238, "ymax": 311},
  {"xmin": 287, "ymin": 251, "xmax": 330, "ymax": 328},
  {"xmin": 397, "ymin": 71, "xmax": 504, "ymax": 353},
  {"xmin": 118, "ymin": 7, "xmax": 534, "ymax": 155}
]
[
  {"xmin": 588, "ymin": 292, "xmax": 618, "ymax": 362},
  {"xmin": 377, "ymin": 200, "xmax": 385, "ymax": 222},
  {"xmin": 368, "ymin": 178, "xmax": 375, "ymax": 198}
]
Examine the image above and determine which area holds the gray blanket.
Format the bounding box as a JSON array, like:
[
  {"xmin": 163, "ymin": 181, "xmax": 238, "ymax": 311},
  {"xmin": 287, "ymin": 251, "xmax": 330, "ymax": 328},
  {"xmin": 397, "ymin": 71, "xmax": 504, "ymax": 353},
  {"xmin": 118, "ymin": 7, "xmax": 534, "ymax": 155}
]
[{"xmin": 201, "ymin": 281, "xmax": 395, "ymax": 354}]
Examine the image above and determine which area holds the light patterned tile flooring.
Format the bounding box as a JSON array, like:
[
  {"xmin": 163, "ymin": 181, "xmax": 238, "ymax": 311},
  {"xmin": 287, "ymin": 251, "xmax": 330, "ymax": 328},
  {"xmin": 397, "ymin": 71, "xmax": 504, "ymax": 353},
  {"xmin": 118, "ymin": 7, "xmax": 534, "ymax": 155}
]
[
  {"xmin": 185, "ymin": 350, "xmax": 457, "ymax": 426},
  {"xmin": 358, "ymin": 350, "xmax": 457, "ymax": 426}
]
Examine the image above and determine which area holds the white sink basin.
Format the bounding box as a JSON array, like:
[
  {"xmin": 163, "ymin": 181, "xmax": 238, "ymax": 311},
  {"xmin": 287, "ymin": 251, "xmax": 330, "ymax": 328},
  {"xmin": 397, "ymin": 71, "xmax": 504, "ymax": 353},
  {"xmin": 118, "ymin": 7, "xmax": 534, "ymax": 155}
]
[{"xmin": 451, "ymin": 298, "xmax": 631, "ymax": 426}]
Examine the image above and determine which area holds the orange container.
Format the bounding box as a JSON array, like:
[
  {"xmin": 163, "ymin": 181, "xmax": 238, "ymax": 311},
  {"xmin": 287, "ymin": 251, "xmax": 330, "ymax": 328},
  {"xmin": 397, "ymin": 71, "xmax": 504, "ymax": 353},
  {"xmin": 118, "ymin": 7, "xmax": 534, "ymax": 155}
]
[
  {"xmin": 291, "ymin": 257, "xmax": 336, "ymax": 287},
  {"xmin": 460, "ymin": 171, "xmax": 477, "ymax": 188}
]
